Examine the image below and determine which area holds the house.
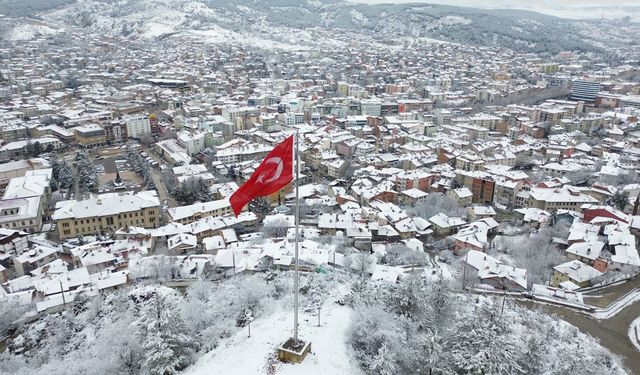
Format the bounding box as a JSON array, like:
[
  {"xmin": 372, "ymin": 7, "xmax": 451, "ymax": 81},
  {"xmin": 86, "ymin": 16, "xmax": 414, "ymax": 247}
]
[
  {"xmin": 0, "ymin": 168, "xmax": 52, "ymax": 233},
  {"xmin": 552, "ymin": 260, "xmax": 602, "ymax": 288},
  {"xmin": 565, "ymin": 240, "xmax": 607, "ymax": 272},
  {"xmin": 399, "ymin": 188, "xmax": 428, "ymax": 205},
  {"xmin": 581, "ymin": 205, "xmax": 628, "ymax": 224},
  {"xmin": 528, "ymin": 186, "xmax": 599, "ymax": 212},
  {"xmin": 167, "ymin": 198, "xmax": 235, "ymax": 224},
  {"xmin": 448, "ymin": 187, "xmax": 473, "ymax": 207},
  {"xmin": 429, "ymin": 213, "xmax": 466, "ymax": 236},
  {"xmin": 168, "ymin": 233, "xmax": 198, "ymax": 253},
  {"xmin": 607, "ymin": 231, "xmax": 640, "ymax": 269},
  {"xmin": 463, "ymin": 249, "xmax": 528, "ymax": 291},
  {"xmin": 467, "ymin": 205, "xmax": 497, "ymax": 220},
  {"xmin": 13, "ymin": 245, "xmax": 59, "ymax": 276},
  {"xmin": 202, "ymin": 235, "xmax": 226, "ymax": 254},
  {"xmin": 454, "ymin": 219, "xmax": 499, "ymax": 252},
  {"xmin": 514, "ymin": 208, "xmax": 551, "ymax": 227},
  {"xmin": 346, "ymin": 225, "xmax": 373, "ymax": 251}
]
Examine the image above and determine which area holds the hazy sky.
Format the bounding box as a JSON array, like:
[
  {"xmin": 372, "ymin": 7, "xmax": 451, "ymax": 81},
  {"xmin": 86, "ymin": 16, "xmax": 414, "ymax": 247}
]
[{"xmin": 349, "ymin": 0, "xmax": 640, "ymax": 20}]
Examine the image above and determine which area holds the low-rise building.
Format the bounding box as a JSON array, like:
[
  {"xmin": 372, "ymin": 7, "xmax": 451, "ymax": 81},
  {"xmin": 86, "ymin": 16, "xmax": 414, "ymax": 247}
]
[
  {"xmin": 167, "ymin": 198, "xmax": 235, "ymax": 224},
  {"xmin": 551, "ymin": 259, "xmax": 602, "ymax": 288}
]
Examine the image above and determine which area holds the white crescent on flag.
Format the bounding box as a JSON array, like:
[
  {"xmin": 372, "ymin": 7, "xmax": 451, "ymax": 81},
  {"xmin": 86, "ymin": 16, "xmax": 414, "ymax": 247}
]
[{"xmin": 257, "ymin": 157, "xmax": 284, "ymax": 183}]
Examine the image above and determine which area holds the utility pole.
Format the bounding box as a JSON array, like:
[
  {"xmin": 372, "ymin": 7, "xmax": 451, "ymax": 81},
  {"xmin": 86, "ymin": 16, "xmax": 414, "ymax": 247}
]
[
  {"xmin": 59, "ymin": 280, "xmax": 66, "ymax": 305},
  {"xmin": 293, "ymin": 129, "xmax": 301, "ymax": 346},
  {"xmin": 246, "ymin": 309, "xmax": 253, "ymax": 338},
  {"xmin": 461, "ymin": 254, "xmax": 467, "ymax": 291}
]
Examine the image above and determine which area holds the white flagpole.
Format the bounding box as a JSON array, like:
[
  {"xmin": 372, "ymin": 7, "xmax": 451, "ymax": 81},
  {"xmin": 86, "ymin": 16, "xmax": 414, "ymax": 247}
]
[{"xmin": 293, "ymin": 129, "xmax": 300, "ymax": 346}]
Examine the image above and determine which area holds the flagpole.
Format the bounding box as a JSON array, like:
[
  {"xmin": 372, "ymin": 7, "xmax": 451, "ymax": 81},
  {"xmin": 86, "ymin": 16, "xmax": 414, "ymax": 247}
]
[{"xmin": 293, "ymin": 129, "xmax": 300, "ymax": 346}]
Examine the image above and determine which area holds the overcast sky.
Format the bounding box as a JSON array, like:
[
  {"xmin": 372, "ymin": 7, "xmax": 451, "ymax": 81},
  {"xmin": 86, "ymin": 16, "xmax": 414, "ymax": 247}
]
[{"xmin": 348, "ymin": 0, "xmax": 640, "ymax": 20}]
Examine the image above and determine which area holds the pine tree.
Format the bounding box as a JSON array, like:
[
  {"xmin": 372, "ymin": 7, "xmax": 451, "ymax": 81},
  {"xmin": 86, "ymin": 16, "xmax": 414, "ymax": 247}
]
[
  {"xmin": 141, "ymin": 291, "xmax": 199, "ymax": 375},
  {"xmin": 448, "ymin": 304, "xmax": 523, "ymax": 375}
]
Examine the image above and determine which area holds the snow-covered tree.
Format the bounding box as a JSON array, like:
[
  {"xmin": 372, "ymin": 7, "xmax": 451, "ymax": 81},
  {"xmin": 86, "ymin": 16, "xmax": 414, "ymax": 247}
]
[
  {"xmin": 383, "ymin": 244, "xmax": 429, "ymax": 267},
  {"xmin": 408, "ymin": 193, "xmax": 465, "ymax": 219},
  {"xmin": 261, "ymin": 218, "xmax": 290, "ymax": 238},
  {"xmin": 140, "ymin": 290, "xmax": 198, "ymax": 375},
  {"xmin": 447, "ymin": 304, "xmax": 523, "ymax": 375}
]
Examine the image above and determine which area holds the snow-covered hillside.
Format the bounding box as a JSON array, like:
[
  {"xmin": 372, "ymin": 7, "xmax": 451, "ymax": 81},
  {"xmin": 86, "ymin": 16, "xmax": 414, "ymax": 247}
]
[
  {"xmin": 0, "ymin": 271, "xmax": 630, "ymax": 375},
  {"xmin": 13, "ymin": 0, "xmax": 630, "ymax": 54},
  {"xmin": 184, "ymin": 285, "xmax": 363, "ymax": 375}
]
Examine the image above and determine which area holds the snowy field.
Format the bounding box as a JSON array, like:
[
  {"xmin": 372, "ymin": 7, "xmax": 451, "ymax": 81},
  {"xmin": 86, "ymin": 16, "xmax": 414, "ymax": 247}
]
[{"xmin": 183, "ymin": 289, "xmax": 363, "ymax": 375}]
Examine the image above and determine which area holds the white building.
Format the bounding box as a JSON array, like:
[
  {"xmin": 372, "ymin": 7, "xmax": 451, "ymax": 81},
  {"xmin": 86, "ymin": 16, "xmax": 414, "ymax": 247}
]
[
  {"xmin": 125, "ymin": 115, "xmax": 151, "ymax": 139},
  {"xmin": 177, "ymin": 130, "xmax": 208, "ymax": 156}
]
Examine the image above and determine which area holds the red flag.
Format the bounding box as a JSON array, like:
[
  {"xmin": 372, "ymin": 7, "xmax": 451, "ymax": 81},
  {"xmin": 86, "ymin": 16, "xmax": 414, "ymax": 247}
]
[{"xmin": 229, "ymin": 135, "xmax": 294, "ymax": 216}]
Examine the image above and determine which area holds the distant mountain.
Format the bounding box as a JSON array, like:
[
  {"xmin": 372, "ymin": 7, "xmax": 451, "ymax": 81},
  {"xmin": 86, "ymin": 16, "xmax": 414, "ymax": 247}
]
[{"xmin": 1, "ymin": 0, "xmax": 635, "ymax": 54}]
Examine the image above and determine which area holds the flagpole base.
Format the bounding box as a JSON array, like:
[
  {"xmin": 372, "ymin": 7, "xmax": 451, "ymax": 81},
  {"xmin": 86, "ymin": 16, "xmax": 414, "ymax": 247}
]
[{"xmin": 277, "ymin": 337, "xmax": 311, "ymax": 364}]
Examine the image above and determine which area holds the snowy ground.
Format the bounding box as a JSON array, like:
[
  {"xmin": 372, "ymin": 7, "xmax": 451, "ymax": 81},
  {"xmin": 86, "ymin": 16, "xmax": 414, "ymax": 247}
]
[
  {"xmin": 183, "ymin": 289, "xmax": 363, "ymax": 375},
  {"xmin": 629, "ymin": 316, "xmax": 640, "ymax": 352},
  {"xmin": 6, "ymin": 24, "xmax": 63, "ymax": 41}
]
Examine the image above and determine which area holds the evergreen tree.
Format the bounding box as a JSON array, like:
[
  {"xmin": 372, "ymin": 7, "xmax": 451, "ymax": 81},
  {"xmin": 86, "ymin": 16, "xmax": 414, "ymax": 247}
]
[
  {"xmin": 141, "ymin": 291, "xmax": 198, "ymax": 375},
  {"xmin": 448, "ymin": 304, "xmax": 523, "ymax": 375}
]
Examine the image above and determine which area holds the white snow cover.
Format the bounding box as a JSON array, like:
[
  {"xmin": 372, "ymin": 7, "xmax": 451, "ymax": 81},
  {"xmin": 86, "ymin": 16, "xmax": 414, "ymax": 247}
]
[
  {"xmin": 6, "ymin": 24, "xmax": 63, "ymax": 41},
  {"xmin": 183, "ymin": 289, "xmax": 363, "ymax": 375}
]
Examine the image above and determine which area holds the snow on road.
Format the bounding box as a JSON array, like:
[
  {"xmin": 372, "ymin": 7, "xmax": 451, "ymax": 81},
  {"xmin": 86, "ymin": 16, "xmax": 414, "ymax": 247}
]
[
  {"xmin": 183, "ymin": 297, "xmax": 363, "ymax": 375},
  {"xmin": 592, "ymin": 289, "xmax": 640, "ymax": 320},
  {"xmin": 629, "ymin": 316, "xmax": 640, "ymax": 352}
]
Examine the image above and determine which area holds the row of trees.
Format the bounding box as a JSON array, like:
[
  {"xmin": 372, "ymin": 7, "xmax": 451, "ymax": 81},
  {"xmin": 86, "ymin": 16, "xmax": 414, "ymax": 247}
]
[
  {"xmin": 75, "ymin": 151, "xmax": 98, "ymax": 192},
  {"xmin": 347, "ymin": 275, "xmax": 627, "ymax": 375},
  {"xmin": 171, "ymin": 177, "xmax": 213, "ymax": 206},
  {"xmin": 24, "ymin": 141, "xmax": 54, "ymax": 157},
  {"xmin": 126, "ymin": 146, "xmax": 155, "ymax": 190}
]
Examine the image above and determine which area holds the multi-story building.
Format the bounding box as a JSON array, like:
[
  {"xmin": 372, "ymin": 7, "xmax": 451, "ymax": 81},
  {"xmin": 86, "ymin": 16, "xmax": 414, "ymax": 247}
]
[
  {"xmin": 528, "ymin": 186, "xmax": 599, "ymax": 212},
  {"xmin": 0, "ymin": 169, "xmax": 52, "ymax": 233},
  {"xmin": 125, "ymin": 114, "xmax": 151, "ymax": 139},
  {"xmin": 177, "ymin": 130, "xmax": 208, "ymax": 156},
  {"xmin": 74, "ymin": 124, "xmax": 107, "ymax": 147},
  {"xmin": 571, "ymin": 80, "xmax": 600, "ymax": 102},
  {"xmin": 13, "ymin": 245, "xmax": 59, "ymax": 276},
  {"xmin": 0, "ymin": 137, "xmax": 62, "ymax": 161},
  {"xmin": 52, "ymin": 191, "xmax": 161, "ymax": 239}
]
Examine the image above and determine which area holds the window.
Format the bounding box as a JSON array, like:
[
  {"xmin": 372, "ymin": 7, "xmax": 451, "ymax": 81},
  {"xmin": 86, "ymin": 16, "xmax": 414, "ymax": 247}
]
[{"xmin": 63, "ymin": 230, "xmax": 71, "ymax": 235}]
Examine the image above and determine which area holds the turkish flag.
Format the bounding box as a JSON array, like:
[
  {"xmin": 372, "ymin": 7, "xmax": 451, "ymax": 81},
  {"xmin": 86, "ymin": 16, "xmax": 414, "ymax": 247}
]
[{"xmin": 229, "ymin": 135, "xmax": 294, "ymax": 216}]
